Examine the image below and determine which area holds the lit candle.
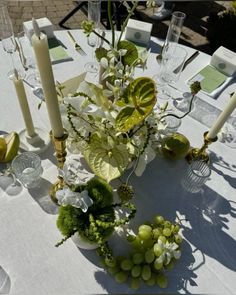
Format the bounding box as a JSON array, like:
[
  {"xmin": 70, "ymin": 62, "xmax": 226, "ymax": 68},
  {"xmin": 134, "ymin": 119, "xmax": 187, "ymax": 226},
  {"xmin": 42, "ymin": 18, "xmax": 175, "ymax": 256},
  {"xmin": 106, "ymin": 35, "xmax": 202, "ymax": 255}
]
[
  {"xmin": 208, "ymin": 91, "xmax": 236, "ymax": 139},
  {"xmin": 31, "ymin": 18, "xmax": 64, "ymax": 138},
  {"xmin": 13, "ymin": 69, "xmax": 36, "ymax": 137}
]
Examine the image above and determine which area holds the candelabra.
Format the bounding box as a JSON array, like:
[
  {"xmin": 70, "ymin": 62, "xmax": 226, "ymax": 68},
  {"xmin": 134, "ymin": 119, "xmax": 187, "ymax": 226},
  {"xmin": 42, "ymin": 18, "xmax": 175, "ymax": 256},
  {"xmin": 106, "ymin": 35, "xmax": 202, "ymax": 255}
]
[
  {"xmin": 186, "ymin": 131, "xmax": 218, "ymax": 164},
  {"xmin": 49, "ymin": 131, "xmax": 68, "ymax": 203}
]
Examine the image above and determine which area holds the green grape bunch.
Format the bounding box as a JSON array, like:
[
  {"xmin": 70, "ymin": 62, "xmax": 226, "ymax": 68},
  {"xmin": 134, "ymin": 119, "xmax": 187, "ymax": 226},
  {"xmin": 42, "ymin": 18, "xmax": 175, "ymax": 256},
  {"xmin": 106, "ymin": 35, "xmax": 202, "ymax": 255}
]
[{"xmin": 102, "ymin": 215, "xmax": 183, "ymax": 290}]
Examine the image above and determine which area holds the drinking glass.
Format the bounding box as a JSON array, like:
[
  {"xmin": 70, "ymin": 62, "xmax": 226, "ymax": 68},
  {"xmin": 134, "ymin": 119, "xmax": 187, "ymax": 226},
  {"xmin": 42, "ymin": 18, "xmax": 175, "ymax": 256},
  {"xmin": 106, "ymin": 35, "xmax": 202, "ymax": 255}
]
[
  {"xmin": 84, "ymin": 0, "xmax": 101, "ymax": 73},
  {"xmin": 181, "ymin": 160, "xmax": 211, "ymax": 193},
  {"xmin": 153, "ymin": 46, "xmax": 187, "ymax": 101},
  {"xmin": 11, "ymin": 152, "xmax": 43, "ymax": 188},
  {"xmin": 173, "ymin": 91, "xmax": 193, "ymax": 112},
  {"xmin": 161, "ymin": 115, "xmax": 182, "ymax": 135},
  {"xmin": 162, "ymin": 11, "xmax": 186, "ymax": 57},
  {"xmin": 218, "ymin": 117, "xmax": 236, "ymax": 149},
  {"xmin": 0, "ymin": 6, "xmax": 16, "ymax": 79},
  {"xmin": 17, "ymin": 31, "xmax": 42, "ymax": 95}
]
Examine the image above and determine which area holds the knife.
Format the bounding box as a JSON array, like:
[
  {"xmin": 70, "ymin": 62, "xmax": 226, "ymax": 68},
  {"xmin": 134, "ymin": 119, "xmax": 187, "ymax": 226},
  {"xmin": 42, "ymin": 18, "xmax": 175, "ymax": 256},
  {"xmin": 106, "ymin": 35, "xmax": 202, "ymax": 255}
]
[
  {"xmin": 173, "ymin": 50, "xmax": 199, "ymax": 74},
  {"xmin": 67, "ymin": 31, "xmax": 86, "ymax": 56}
]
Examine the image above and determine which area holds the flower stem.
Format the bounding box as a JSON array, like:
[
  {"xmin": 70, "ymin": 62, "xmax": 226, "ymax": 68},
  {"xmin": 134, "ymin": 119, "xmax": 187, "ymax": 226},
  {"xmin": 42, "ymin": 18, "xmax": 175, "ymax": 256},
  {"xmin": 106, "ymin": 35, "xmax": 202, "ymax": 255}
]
[
  {"xmin": 92, "ymin": 29, "xmax": 111, "ymax": 46},
  {"xmin": 160, "ymin": 93, "xmax": 196, "ymax": 121},
  {"xmin": 108, "ymin": 0, "xmax": 115, "ymax": 47},
  {"xmin": 117, "ymin": 1, "xmax": 139, "ymax": 45}
]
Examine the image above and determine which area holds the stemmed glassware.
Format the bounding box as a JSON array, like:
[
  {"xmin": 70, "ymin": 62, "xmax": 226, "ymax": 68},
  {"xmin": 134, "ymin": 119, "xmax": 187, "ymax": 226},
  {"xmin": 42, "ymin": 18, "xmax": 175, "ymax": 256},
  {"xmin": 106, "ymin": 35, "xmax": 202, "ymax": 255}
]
[
  {"xmin": 84, "ymin": 0, "xmax": 101, "ymax": 73},
  {"xmin": 0, "ymin": 5, "xmax": 17, "ymax": 79},
  {"xmin": 153, "ymin": 45, "xmax": 187, "ymax": 102},
  {"xmin": 16, "ymin": 31, "xmax": 43, "ymax": 99}
]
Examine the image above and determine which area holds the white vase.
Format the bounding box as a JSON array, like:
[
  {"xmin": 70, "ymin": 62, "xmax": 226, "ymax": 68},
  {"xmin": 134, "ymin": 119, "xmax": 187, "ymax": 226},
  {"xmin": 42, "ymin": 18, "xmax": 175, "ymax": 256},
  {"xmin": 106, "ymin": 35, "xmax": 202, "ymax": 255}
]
[{"xmin": 71, "ymin": 232, "xmax": 98, "ymax": 250}]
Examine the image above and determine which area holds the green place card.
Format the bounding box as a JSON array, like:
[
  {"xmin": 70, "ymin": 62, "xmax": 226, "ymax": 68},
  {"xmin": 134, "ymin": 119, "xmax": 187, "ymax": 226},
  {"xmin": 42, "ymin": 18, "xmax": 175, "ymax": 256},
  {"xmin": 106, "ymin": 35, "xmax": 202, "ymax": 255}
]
[
  {"xmin": 189, "ymin": 65, "xmax": 228, "ymax": 94},
  {"xmin": 48, "ymin": 37, "xmax": 72, "ymax": 64}
]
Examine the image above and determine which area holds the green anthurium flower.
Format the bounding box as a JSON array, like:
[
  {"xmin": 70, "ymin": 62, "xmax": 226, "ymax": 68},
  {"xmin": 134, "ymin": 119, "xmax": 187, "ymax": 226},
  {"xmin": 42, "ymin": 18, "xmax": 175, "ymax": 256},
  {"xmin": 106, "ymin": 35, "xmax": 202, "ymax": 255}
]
[{"xmin": 83, "ymin": 133, "xmax": 130, "ymax": 182}]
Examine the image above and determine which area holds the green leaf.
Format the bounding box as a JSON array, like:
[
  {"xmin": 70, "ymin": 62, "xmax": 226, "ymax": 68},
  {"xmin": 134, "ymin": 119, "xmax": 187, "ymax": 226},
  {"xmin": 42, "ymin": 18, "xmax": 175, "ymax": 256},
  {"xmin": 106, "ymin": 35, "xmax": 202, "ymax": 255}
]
[
  {"xmin": 118, "ymin": 40, "xmax": 139, "ymax": 66},
  {"xmin": 83, "ymin": 134, "xmax": 130, "ymax": 182},
  {"xmin": 95, "ymin": 47, "xmax": 108, "ymax": 61},
  {"xmin": 115, "ymin": 77, "xmax": 156, "ymax": 132},
  {"xmin": 86, "ymin": 82, "xmax": 110, "ymax": 110}
]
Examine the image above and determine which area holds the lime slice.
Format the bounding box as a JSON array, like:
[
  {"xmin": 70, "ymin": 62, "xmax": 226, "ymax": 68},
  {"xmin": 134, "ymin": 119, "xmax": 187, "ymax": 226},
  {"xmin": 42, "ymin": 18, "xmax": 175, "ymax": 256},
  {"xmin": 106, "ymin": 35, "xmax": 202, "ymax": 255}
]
[
  {"xmin": 2, "ymin": 132, "xmax": 20, "ymax": 162},
  {"xmin": 0, "ymin": 137, "xmax": 7, "ymax": 161}
]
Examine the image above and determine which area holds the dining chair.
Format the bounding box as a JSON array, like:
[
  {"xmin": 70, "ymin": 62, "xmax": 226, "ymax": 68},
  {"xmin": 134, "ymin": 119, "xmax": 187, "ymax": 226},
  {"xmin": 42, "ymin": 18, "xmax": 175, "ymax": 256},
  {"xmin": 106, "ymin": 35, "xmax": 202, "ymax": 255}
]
[{"xmin": 58, "ymin": 1, "xmax": 142, "ymax": 30}]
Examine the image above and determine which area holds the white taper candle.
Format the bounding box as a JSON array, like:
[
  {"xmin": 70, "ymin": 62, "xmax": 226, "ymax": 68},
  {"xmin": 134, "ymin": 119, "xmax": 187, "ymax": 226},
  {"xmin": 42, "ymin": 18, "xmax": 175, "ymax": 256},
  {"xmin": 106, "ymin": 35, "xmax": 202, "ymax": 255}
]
[
  {"xmin": 31, "ymin": 18, "xmax": 64, "ymax": 138},
  {"xmin": 13, "ymin": 69, "xmax": 36, "ymax": 137},
  {"xmin": 208, "ymin": 91, "xmax": 236, "ymax": 139}
]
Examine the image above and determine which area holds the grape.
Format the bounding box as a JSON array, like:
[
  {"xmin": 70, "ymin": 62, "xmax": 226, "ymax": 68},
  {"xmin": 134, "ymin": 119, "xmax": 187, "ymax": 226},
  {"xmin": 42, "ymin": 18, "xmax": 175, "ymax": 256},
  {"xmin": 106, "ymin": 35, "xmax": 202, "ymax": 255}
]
[
  {"xmin": 145, "ymin": 249, "xmax": 155, "ymax": 264},
  {"xmin": 120, "ymin": 258, "xmax": 133, "ymax": 271},
  {"xmin": 156, "ymin": 273, "xmax": 168, "ymax": 288},
  {"xmin": 138, "ymin": 229, "xmax": 152, "ymax": 240},
  {"xmin": 152, "ymin": 228, "xmax": 161, "ymax": 240},
  {"xmin": 173, "ymin": 224, "xmax": 180, "ymax": 233},
  {"xmin": 115, "ymin": 271, "xmax": 128, "ymax": 284},
  {"xmin": 146, "ymin": 274, "xmax": 156, "ymax": 286},
  {"xmin": 165, "ymin": 260, "xmax": 174, "ymax": 271},
  {"xmin": 154, "ymin": 215, "xmax": 164, "ymax": 225},
  {"xmin": 105, "ymin": 257, "xmax": 117, "ymax": 268},
  {"xmin": 107, "ymin": 266, "xmax": 120, "ymax": 275},
  {"xmin": 163, "ymin": 221, "xmax": 172, "ymax": 228},
  {"xmin": 131, "ymin": 236, "xmax": 143, "ymax": 249},
  {"xmin": 163, "ymin": 228, "xmax": 171, "ymax": 237},
  {"xmin": 154, "ymin": 258, "xmax": 163, "ymax": 270},
  {"xmin": 153, "ymin": 243, "xmax": 163, "ymax": 257},
  {"xmin": 141, "ymin": 265, "xmax": 151, "ymax": 281},
  {"xmin": 158, "ymin": 235, "xmax": 167, "ymax": 244},
  {"xmin": 142, "ymin": 238, "xmax": 154, "ymax": 249},
  {"xmin": 130, "ymin": 278, "xmax": 141, "ymax": 290},
  {"xmin": 174, "ymin": 250, "xmax": 181, "ymax": 259},
  {"xmin": 127, "ymin": 234, "xmax": 136, "ymax": 242},
  {"xmin": 131, "ymin": 265, "xmax": 141, "ymax": 278},
  {"xmin": 132, "ymin": 252, "xmax": 144, "ymax": 264},
  {"xmin": 174, "ymin": 234, "xmax": 182, "ymax": 244},
  {"xmin": 139, "ymin": 224, "xmax": 152, "ymax": 233}
]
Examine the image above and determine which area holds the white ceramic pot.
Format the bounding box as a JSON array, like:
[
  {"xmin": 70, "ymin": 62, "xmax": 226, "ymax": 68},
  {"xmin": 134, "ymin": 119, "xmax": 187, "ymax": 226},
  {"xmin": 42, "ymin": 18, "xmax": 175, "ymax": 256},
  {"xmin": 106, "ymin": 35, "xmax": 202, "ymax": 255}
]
[{"xmin": 71, "ymin": 232, "xmax": 98, "ymax": 250}]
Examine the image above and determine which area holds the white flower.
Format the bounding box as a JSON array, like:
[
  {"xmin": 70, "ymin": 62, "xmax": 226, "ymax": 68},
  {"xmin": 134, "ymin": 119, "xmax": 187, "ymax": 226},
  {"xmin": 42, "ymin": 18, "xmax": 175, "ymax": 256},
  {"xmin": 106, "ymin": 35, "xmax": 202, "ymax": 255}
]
[
  {"xmin": 56, "ymin": 188, "xmax": 93, "ymax": 212},
  {"xmin": 135, "ymin": 145, "xmax": 156, "ymax": 176},
  {"xmin": 155, "ymin": 239, "xmax": 181, "ymax": 265},
  {"xmin": 104, "ymin": 80, "xmax": 123, "ymax": 100}
]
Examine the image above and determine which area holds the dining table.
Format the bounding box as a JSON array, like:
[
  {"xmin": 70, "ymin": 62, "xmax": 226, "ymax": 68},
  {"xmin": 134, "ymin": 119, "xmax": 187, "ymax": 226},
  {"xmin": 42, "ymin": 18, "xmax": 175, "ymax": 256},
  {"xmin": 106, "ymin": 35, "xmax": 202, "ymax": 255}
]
[{"xmin": 0, "ymin": 29, "xmax": 236, "ymax": 295}]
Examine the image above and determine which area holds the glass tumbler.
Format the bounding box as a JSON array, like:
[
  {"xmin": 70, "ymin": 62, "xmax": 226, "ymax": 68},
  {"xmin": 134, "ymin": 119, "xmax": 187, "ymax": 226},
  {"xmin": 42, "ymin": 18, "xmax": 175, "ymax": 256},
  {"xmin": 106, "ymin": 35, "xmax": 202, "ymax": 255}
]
[
  {"xmin": 181, "ymin": 160, "xmax": 211, "ymax": 193},
  {"xmin": 11, "ymin": 152, "xmax": 43, "ymax": 188},
  {"xmin": 161, "ymin": 115, "xmax": 182, "ymax": 135}
]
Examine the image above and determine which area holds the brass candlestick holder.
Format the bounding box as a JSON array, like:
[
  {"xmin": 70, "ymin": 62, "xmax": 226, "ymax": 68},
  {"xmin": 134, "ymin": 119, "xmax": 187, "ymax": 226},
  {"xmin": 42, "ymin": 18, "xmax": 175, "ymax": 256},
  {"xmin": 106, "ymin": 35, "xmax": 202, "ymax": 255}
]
[
  {"xmin": 49, "ymin": 131, "xmax": 68, "ymax": 203},
  {"xmin": 186, "ymin": 131, "xmax": 218, "ymax": 164}
]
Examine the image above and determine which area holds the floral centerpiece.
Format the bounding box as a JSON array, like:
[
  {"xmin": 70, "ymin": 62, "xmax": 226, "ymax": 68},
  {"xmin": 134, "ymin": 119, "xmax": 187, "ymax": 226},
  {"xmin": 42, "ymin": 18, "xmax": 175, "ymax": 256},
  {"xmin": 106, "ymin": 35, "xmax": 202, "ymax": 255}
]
[
  {"xmin": 55, "ymin": 0, "xmax": 201, "ymax": 289},
  {"xmin": 58, "ymin": 1, "xmax": 168, "ymax": 184}
]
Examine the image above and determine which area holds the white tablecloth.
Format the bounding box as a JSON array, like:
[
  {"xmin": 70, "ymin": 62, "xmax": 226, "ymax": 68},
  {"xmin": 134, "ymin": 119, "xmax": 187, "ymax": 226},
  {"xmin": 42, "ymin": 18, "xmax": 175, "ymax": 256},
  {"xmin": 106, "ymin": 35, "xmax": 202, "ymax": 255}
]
[{"xmin": 0, "ymin": 30, "xmax": 236, "ymax": 295}]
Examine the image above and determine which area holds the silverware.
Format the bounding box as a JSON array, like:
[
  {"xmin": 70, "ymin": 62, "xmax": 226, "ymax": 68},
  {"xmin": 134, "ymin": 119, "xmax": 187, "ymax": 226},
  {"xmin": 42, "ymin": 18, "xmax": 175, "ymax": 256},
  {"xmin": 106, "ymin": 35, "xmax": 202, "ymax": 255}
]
[
  {"xmin": 11, "ymin": 38, "xmax": 28, "ymax": 71},
  {"xmin": 173, "ymin": 50, "xmax": 199, "ymax": 74},
  {"xmin": 67, "ymin": 31, "xmax": 86, "ymax": 56}
]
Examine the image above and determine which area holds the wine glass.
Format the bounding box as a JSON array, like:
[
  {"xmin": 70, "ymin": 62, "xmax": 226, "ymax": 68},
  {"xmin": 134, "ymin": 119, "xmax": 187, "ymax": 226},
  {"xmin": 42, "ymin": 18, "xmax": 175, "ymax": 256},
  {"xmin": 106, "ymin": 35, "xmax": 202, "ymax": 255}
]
[
  {"xmin": 153, "ymin": 46, "xmax": 187, "ymax": 102},
  {"xmin": 17, "ymin": 31, "xmax": 43, "ymax": 98},
  {"xmin": 0, "ymin": 6, "xmax": 24, "ymax": 80},
  {"xmin": 84, "ymin": 0, "xmax": 101, "ymax": 73}
]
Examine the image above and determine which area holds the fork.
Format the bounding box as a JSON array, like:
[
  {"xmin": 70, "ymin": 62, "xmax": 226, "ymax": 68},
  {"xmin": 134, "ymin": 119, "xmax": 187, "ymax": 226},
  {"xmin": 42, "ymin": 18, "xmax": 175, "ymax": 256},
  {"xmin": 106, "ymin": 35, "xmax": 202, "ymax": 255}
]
[{"xmin": 67, "ymin": 31, "xmax": 86, "ymax": 56}]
